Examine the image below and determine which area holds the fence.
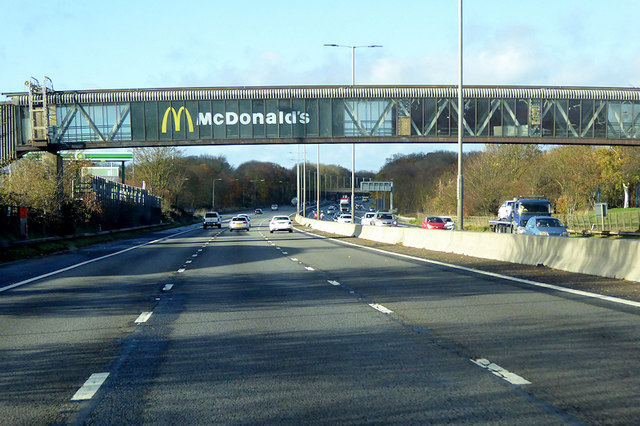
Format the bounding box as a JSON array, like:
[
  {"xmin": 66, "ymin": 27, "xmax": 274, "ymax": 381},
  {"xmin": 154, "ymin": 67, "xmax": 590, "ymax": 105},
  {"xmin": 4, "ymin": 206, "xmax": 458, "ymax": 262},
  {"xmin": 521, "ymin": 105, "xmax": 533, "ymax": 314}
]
[
  {"xmin": 87, "ymin": 176, "xmax": 162, "ymax": 229},
  {"xmin": 565, "ymin": 210, "xmax": 640, "ymax": 232}
]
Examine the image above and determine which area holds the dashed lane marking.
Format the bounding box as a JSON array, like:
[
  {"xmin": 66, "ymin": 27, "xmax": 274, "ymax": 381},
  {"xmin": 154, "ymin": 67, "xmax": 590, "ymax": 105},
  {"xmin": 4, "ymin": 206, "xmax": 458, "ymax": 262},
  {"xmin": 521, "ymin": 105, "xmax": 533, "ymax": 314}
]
[
  {"xmin": 162, "ymin": 284, "xmax": 174, "ymax": 291},
  {"xmin": 369, "ymin": 303, "xmax": 393, "ymax": 314},
  {"xmin": 71, "ymin": 372, "xmax": 109, "ymax": 401},
  {"xmin": 328, "ymin": 280, "xmax": 341, "ymax": 286},
  {"xmin": 305, "ymin": 266, "xmax": 315, "ymax": 271},
  {"xmin": 135, "ymin": 312, "xmax": 153, "ymax": 324},
  {"xmin": 471, "ymin": 358, "xmax": 531, "ymax": 385}
]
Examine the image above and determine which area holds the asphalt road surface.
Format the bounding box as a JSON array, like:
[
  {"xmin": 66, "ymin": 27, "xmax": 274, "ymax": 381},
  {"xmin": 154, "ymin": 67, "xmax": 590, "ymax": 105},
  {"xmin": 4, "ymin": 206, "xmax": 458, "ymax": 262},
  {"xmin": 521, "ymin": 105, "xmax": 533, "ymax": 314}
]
[{"xmin": 1, "ymin": 209, "xmax": 639, "ymax": 424}]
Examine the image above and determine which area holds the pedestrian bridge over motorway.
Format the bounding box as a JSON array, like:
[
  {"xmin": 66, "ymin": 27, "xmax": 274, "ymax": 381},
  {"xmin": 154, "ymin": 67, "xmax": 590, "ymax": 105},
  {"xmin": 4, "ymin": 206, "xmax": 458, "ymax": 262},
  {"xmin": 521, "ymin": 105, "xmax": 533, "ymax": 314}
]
[{"xmin": 3, "ymin": 83, "xmax": 640, "ymax": 166}]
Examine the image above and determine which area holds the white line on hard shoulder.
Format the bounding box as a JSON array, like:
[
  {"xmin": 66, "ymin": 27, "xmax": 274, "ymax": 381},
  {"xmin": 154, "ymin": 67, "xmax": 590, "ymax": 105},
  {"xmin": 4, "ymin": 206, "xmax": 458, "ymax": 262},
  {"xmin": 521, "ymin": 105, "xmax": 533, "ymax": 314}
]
[
  {"xmin": 71, "ymin": 372, "xmax": 109, "ymax": 401},
  {"xmin": 295, "ymin": 227, "xmax": 640, "ymax": 310},
  {"xmin": 0, "ymin": 228, "xmax": 196, "ymax": 293}
]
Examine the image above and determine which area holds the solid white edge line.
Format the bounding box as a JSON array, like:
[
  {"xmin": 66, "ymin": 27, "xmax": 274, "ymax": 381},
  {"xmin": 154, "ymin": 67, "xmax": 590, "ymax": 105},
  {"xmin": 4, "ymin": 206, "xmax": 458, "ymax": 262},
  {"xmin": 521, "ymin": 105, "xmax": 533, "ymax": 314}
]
[
  {"xmin": 71, "ymin": 372, "xmax": 109, "ymax": 401},
  {"xmin": 294, "ymin": 226, "xmax": 640, "ymax": 310},
  {"xmin": 1, "ymin": 228, "xmax": 197, "ymax": 293}
]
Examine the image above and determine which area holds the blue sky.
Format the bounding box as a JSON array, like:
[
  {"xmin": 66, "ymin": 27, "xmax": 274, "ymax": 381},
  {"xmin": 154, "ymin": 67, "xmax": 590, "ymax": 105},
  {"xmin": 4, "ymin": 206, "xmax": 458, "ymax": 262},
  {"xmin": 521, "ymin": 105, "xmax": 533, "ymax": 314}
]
[{"xmin": 3, "ymin": 0, "xmax": 640, "ymax": 171}]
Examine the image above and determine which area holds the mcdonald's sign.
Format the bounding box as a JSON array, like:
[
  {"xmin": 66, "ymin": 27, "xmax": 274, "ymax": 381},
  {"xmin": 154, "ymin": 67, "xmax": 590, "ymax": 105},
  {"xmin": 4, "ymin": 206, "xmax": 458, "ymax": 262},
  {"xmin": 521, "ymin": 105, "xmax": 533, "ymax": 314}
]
[{"xmin": 161, "ymin": 106, "xmax": 194, "ymax": 133}]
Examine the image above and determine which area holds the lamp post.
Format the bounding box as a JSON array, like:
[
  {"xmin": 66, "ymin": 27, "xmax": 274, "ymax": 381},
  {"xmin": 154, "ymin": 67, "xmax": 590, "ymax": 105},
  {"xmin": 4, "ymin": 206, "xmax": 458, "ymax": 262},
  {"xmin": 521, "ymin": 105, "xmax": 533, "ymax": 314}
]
[
  {"xmin": 456, "ymin": 0, "xmax": 464, "ymax": 230},
  {"xmin": 212, "ymin": 178, "xmax": 222, "ymax": 210},
  {"xmin": 249, "ymin": 179, "xmax": 264, "ymax": 206},
  {"xmin": 324, "ymin": 43, "xmax": 382, "ymax": 220}
]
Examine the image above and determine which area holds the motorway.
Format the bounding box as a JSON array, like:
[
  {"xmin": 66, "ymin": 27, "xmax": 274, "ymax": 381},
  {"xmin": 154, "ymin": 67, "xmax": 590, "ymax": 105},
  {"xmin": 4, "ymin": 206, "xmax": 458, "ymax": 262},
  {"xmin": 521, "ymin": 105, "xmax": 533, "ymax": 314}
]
[{"xmin": 1, "ymin": 207, "xmax": 639, "ymax": 424}]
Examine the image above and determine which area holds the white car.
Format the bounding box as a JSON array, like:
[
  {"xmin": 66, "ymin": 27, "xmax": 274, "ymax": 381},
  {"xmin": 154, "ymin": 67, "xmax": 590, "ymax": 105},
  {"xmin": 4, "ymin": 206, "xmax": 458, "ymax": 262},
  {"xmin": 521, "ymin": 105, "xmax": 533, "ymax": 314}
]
[
  {"xmin": 361, "ymin": 212, "xmax": 376, "ymax": 225},
  {"xmin": 373, "ymin": 212, "xmax": 397, "ymax": 227},
  {"xmin": 498, "ymin": 200, "xmax": 515, "ymax": 220},
  {"xmin": 271, "ymin": 204, "xmax": 279, "ymax": 211},
  {"xmin": 229, "ymin": 216, "xmax": 250, "ymax": 231},
  {"xmin": 336, "ymin": 213, "xmax": 353, "ymax": 223},
  {"xmin": 237, "ymin": 214, "xmax": 251, "ymax": 227},
  {"xmin": 439, "ymin": 216, "xmax": 455, "ymax": 230},
  {"xmin": 270, "ymin": 215, "xmax": 293, "ymax": 233}
]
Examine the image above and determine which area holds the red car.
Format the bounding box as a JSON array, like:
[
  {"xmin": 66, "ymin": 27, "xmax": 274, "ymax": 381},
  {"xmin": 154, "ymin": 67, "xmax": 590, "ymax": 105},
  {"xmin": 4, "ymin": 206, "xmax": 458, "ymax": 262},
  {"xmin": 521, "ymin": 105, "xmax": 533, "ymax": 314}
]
[{"xmin": 421, "ymin": 216, "xmax": 446, "ymax": 230}]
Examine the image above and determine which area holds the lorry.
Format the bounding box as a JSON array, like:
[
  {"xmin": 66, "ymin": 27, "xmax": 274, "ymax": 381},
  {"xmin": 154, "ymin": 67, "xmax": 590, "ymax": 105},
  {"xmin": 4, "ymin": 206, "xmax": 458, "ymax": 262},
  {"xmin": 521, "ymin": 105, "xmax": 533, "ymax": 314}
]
[
  {"xmin": 489, "ymin": 196, "xmax": 553, "ymax": 234},
  {"xmin": 339, "ymin": 195, "xmax": 350, "ymax": 212}
]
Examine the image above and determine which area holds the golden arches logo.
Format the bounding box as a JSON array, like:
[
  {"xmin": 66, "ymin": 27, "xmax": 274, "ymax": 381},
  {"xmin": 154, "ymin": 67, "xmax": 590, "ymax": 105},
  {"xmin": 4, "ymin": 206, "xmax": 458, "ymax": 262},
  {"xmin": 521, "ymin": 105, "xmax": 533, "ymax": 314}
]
[{"xmin": 161, "ymin": 106, "xmax": 194, "ymax": 133}]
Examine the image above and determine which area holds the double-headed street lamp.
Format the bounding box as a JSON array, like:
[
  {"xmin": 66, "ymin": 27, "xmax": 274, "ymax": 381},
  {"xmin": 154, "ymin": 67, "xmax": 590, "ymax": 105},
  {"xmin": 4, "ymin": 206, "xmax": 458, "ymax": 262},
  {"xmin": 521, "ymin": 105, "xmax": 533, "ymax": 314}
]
[{"xmin": 324, "ymin": 43, "xmax": 382, "ymax": 220}]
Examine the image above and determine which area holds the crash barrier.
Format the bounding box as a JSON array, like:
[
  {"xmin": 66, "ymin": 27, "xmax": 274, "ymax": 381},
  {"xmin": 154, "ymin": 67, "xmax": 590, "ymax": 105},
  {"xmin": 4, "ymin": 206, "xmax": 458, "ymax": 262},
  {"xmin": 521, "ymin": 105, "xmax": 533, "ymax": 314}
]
[{"xmin": 295, "ymin": 215, "xmax": 640, "ymax": 283}]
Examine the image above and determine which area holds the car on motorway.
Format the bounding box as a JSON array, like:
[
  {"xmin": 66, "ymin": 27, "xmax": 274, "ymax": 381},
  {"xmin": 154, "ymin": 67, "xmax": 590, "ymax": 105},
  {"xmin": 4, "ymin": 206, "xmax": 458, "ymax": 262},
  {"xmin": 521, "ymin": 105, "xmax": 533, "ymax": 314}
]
[
  {"xmin": 326, "ymin": 206, "xmax": 336, "ymax": 214},
  {"xmin": 421, "ymin": 216, "xmax": 446, "ymax": 230},
  {"xmin": 336, "ymin": 213, "xmax": 353, "ymax": 223},
  {"xmin": 361, "ymin": 212, "xmax": 376, "ymax": 225},
  {"xmin": 439, "ymin": 216, "xmax": 456, "ymax": 230},
  {"xmin": 271, "ymin": 204, "xmax": 279, "ymax": 211},
  {"xmin": 228, "ymin": 216, "xmax": 250, "ymax": 232},
  {"xmin": 203, "ymin": 211, "xmax": 222, "ymax": 229},
  {"xmin": 237, "ymin": 214, "xmax": 251, "ymax": 227},
  {"xmin": 522, "ymin": 216, "xmax": 569, "ymax": 237},
  {"xmin": 269, "ymin": 215, "xmax": 293, "ymax": 233},
  {"xmin": 254, "ymin": 208, "xmax": 263, "ymax": 214},
  {"xmin": 373, "ymin": 212, "xmax": 397, "ymax": 227}
]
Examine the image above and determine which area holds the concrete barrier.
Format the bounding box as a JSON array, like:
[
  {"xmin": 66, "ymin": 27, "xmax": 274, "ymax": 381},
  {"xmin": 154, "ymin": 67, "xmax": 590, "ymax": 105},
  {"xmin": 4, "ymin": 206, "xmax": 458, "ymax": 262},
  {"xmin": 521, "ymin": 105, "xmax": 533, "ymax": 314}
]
[{"xmin": 295, "ymin": 215, "xmax": 640, "ymax": 283}]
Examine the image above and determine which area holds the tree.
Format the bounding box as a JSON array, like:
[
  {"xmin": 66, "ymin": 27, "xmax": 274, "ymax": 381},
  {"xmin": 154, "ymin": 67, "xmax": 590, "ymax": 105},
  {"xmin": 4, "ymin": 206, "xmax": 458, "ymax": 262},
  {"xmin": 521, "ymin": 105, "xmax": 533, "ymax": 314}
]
[
  {"xmin": 594, "ymin": 146, "xmax": 640, "ymax": 208},
  {"xmin": 132, "ymin": 147, "xmax": 186, "ymax": 210}
]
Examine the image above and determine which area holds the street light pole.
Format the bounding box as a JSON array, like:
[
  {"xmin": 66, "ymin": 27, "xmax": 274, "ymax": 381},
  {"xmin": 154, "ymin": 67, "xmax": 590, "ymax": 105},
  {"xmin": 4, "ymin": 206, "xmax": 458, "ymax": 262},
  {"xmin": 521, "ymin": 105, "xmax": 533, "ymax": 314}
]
[
  {"xmin": 324, "ymin": 43, "xmax": 382, "ymax": 221},
  {"xmin": 456, "ymin": 0, "xmax": 464, "ymax": 230},
  {"xmin": 212, "ymin": 178, "xmax": 222, "ymax": 210}
]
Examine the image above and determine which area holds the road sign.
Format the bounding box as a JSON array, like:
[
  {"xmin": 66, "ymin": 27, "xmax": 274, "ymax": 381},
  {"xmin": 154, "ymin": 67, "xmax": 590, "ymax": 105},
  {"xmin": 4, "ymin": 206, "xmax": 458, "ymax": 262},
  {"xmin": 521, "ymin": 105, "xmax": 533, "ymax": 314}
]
[{"xmin": 360, "ymin": 181, "xmax": 393, "ymax": 192}]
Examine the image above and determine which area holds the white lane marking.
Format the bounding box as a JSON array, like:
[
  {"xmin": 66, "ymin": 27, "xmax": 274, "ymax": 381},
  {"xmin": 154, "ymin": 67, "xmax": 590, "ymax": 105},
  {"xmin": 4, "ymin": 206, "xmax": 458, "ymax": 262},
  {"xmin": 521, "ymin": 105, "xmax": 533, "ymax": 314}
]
[
  {"xmin": 192, "ymin": 254, "xmax": 198, "ymax": 257},
  {"xmin": 297, "ymin": 228, "xmax": 640, "ymax": 310},
  {"xmin": 71, "ymin": 372, "xmax": 109, "ymax": 401},
  {"xmin": 0, "ymin": 228, "xmax": 196, "ymax": 293},
  {"xmin": 177, "ymin": 268, "xmax": 186, "ymax": 273},
  {"xmin": 471, "ymin": 358, "xmax": 531, "ymax": 385},
  {"xmin": 162, "ymin": 284, "xmax": 174, "ymax": 291},
  {"xmin": 197, "ymin": 249, "xmax": 203, "ymax": 252},
  {"xmin": 328, "ymin": 280, "xmax": 341, "ymax": 286},
  {"xmin": 290, "ymin": 258, "xmax": 298, "ymax": 262},
  {"xmin": 185, "ymin": 260, "xmax": 192, "ymax": 264},
  {"xmin": 305, "ymin": 266, "xmax": 315, "ymax": 271},
  {"xmin": 135, "ymin": 312, "xmax": 153, "ymax": 323},
  {"xmin": 369, "ymin": 303, "xmax": 393, "ymax": 314},
  {"xmin": 281, "ymin": 251, "xmax": 288, "ymax": 255}
]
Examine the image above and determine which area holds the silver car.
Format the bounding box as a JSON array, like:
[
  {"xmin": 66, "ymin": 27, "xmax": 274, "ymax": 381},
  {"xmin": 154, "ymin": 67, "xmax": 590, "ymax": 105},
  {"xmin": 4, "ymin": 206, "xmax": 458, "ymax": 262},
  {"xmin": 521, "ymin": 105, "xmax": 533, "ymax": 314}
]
[{"xmin": 373, "ymin": 212, "xmax": 397, "ymax": 227}]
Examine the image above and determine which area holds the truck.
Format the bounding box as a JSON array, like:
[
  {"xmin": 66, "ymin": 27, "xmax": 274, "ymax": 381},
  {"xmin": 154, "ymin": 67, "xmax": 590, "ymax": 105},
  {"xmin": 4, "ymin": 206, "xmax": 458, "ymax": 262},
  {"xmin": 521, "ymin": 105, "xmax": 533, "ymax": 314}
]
[
  {"xmin": 489, "ymin": 196, "xmax": 553, "ymax": 234},
  {"xmin": 203, "ymin": 211, "xmax": 222, "ymax": 229},
  {"xmin": 339, "ymin": 195, "xmax": 350, "ymax": 212}
]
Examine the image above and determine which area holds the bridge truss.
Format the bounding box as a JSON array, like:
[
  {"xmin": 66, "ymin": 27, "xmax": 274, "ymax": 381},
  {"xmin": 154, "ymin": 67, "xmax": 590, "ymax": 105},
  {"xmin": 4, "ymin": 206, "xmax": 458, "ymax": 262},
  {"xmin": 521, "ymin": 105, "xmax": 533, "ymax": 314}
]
[{"xmin": 3, "ymin": 84, "xmax": 640, "ymax": 166}]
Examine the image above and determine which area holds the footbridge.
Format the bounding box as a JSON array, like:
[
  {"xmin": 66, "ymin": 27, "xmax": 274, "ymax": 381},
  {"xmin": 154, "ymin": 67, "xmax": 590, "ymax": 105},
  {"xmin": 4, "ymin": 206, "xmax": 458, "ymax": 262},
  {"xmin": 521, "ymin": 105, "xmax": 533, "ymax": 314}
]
[{"xmin": 3, "ymin": 83, "xmax": 640, "ymax": 166}]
